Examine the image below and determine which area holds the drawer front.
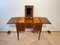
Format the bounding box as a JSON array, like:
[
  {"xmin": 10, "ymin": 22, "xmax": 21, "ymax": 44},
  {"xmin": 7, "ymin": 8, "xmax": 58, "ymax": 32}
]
[
  {"xmin": 25, "ymin": 23, "xmax": 33, "ymax": 28},
  {"xmin": 16, "ymin": 23, "xmax": 25, "ymax": 31},
  {"xmin": 33, "ymin": 23, "xmax": 42, "ymax": 31}
]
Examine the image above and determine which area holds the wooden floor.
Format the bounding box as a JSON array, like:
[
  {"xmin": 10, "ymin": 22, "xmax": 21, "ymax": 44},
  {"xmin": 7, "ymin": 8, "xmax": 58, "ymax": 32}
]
[{"xmin": 0, "ymin": 31, "xmax": 60, "ymax": 45}]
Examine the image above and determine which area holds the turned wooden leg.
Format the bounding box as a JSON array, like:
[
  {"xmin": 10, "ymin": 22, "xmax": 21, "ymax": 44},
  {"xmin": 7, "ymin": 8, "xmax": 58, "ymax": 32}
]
[{"xmin": 17, "ymin": 30, "xmax": 19, "ymax": 40}]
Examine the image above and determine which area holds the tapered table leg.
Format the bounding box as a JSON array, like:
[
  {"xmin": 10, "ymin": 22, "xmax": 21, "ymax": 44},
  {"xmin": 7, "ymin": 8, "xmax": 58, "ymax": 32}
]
[
  {"xmin": 16, "ymin": 24, "xmax": 20, "ymax": 40},
  {"xmin": 17, "ymin": 30, "xmax": 19, "ymax": 40},
  {"xmin": 38, "ymin": 30, "xmax": 41, "ymax": 40},
  {"xmin": 38, "ymin": 24, "xmax": 42, "ymax": 40}
]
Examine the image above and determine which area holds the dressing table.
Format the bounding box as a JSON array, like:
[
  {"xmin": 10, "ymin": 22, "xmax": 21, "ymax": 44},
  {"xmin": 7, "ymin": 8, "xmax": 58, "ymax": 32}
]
[{"xmin": 7, "ymin": 5, "xmax": 51, "ymax": 40}]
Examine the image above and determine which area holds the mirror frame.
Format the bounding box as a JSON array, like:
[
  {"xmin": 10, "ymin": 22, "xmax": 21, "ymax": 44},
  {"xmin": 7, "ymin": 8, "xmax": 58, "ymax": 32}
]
[{"xmin": 25, "ymin": 5, "xmax": 33, "ymax": 17}]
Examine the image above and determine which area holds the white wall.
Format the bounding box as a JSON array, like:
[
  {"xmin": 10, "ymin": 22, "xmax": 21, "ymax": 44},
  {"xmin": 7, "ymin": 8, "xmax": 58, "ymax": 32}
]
[{"xmin": 0, "ymin": 0, "xmax": 60, "ymax": 31}]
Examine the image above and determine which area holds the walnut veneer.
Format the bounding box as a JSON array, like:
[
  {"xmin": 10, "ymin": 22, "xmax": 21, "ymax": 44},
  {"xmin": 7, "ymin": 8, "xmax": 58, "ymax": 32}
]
[
  {"xmin": 7, "ymin": 5, "xmax": 51, "ymax": 40},
  {"xmin": 7, "ymin": 17, "xmax": 51, "ymax": 40}
]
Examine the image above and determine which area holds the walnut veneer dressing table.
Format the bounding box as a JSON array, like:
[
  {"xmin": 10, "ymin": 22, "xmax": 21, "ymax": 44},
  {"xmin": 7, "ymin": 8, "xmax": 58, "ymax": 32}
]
[{"xmin": 7, "ymin": 5, "xmax": 51, "ymax": 40}]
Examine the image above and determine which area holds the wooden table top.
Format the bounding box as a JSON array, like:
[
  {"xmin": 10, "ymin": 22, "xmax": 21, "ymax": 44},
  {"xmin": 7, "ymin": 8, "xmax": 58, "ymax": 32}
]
[{"xmin": 7, "ymin": 17, "xmax": 51, "ymax": 24}]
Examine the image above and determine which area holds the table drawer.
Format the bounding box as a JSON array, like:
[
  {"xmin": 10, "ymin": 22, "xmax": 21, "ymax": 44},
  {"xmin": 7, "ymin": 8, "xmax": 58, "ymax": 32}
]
[
  {"xmin": 33, "ymin": 23, "xmax": 42, "ymax": 30},
  {"xmin": 16, "ymin": 23, "xmax": 25, "ymax": 31},
  {"xmin": 25, "ymin": 23, "xmax": 33, "ymax": 28}
]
